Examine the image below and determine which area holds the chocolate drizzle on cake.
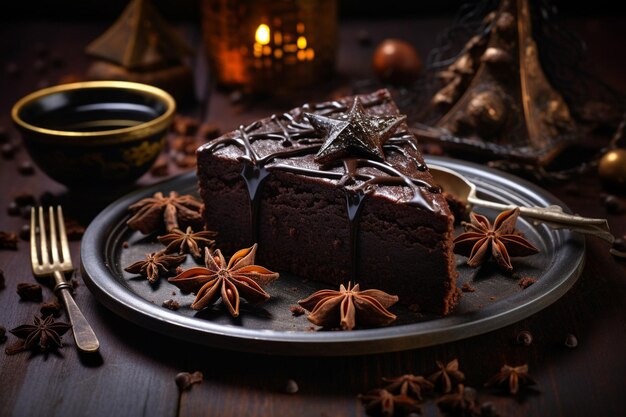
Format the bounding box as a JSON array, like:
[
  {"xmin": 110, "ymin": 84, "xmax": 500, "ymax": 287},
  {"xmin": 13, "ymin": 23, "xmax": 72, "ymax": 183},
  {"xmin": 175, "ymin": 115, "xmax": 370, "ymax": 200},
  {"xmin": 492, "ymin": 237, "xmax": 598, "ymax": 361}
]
[{"xmin": 203, "ymin": 91, "xmax": 440, "ymax": 274}]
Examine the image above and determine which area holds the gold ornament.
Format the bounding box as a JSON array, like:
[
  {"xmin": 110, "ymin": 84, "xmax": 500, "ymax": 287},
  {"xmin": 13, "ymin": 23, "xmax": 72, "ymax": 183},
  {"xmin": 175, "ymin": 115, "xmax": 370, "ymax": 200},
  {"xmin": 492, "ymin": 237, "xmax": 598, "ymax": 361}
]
[{"xmin": 598, "ymin": 149, "xmax": 626, "ymax": 188}]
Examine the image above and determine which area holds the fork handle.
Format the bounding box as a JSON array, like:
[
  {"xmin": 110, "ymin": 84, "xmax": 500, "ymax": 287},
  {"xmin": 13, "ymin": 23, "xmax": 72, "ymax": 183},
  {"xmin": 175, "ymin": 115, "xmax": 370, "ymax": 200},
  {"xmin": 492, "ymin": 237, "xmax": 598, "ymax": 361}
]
[{"xmin": 53, "ymin": 271, "xmax": 100, "ymax": 353}]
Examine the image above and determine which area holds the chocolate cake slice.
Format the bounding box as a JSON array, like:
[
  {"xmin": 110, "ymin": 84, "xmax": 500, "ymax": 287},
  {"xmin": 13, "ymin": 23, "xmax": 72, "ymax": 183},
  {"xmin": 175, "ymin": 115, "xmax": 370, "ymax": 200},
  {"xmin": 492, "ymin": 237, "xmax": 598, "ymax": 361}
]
[{"xmin": 197, "ymin": 90, "xmax": 459, "ymax": 315}]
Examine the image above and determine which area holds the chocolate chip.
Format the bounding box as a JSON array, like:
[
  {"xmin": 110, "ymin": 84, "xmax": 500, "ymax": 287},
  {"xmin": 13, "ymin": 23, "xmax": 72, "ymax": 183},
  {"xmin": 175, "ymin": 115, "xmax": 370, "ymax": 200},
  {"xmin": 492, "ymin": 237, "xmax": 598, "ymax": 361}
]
[
  {"xmin": 17, "ymin": 282, "xmax": 42, "ymax": 301},
  {"xmin": 17, "ymin": 160, "xmax": 35, "ymax": 176},
  {"xmin": 284, "ymin": 379, "xmax": 299, "ymax": 394},
  {"xmin": 564, "ymin": 334, "xmax": 578, "ymax": 348},
  {"xmin": 19, "ymin": 224, "xmax": 31, "ymax": 241},
  {"xmin": 162, "ymin": 299, "xmax": 180, "ymax": 310},
  {"xmin": 14, "ymin": 193, "xmax": 37, "ymax": 207},
  {"xmin": 602, "ymin": 195, "xmax": 625, "ymax": 214},
  {"xmin": 1, "ymin": 143, "xmax": 16, "ymax": 159},
  {"xmin": 7, "ymin": 202, "xmax": 21, "ymax": 216},
  {"xmin": 0, "ymin": 231, "xmax": 18, "ymax": 250},
  {"xmin": 516, "ymin": 330, "xmax": 533, "ymax": 346},
  {"xmin": 41, "ymin": 300, "xmax": 63, "ymax": 317}
]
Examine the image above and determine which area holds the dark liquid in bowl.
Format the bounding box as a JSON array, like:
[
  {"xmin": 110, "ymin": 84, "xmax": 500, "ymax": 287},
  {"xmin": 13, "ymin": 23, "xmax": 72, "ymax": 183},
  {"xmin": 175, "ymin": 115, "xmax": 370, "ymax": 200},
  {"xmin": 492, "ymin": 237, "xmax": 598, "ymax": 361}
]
[{"xmin": 20, "ymin": 89, "xmax": 166, "ymax": 133}]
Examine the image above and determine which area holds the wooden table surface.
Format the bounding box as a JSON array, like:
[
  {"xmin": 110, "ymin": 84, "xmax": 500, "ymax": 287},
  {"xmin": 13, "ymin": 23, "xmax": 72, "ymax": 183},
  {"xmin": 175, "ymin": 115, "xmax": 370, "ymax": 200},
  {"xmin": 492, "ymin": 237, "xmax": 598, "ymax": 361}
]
[{"xmin": 1, "ymin": 15, "xmax": 625, "ymax": 417}]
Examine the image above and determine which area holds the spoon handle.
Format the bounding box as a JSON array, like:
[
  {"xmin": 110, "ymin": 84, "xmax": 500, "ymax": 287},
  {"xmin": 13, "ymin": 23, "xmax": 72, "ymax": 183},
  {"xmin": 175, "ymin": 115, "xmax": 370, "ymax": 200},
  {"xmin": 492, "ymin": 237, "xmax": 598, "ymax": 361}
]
[{"xmin": 468, "ymin": 196, "xmax": 614, "ymax": 243}]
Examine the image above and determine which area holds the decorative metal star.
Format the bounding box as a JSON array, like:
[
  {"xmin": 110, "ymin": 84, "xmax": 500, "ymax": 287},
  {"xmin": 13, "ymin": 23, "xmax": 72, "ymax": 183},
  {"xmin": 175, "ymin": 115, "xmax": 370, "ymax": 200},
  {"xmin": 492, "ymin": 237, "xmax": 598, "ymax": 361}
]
[{"xmin": 305, "ymin": 97, "xmax": 406, "ymax": 164}]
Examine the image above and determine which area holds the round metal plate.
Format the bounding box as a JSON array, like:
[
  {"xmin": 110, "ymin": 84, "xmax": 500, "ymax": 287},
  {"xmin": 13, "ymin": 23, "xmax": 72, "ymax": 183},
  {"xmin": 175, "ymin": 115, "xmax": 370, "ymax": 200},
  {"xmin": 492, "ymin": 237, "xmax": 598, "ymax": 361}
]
[{"xmin": 80, "ymin": 156, "xmax": 585, "ymax": 356}]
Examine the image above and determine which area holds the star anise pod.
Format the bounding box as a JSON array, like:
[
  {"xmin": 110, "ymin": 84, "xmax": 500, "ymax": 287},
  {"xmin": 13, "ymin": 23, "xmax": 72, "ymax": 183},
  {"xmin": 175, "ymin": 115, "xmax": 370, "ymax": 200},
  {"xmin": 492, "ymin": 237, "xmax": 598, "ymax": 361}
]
[
  {"xmin": 428, "ymin": 359, "xmax": 466, "ymax": 394},
  {"xmin": 127, "ymin": 191, "xmax": 204, "ymax": 233},
  {"xmin": 298, "ymin": 282, "xmax": 398, "ymax": 331},
  {"xmin": 168, "ymin": 244, "xmax": 279, "ymax": 317},
  {"xmin": 453, "ymin": 208, "xmax": 539, "ymax": 271},
  {"xmin": 485, "ymin": 364, "xmax": 536, "ymax": 394},
  {"xmin": 436, "ymin": 384, "xmax": 480, "ymax": 417},
  {"xmin": 124, "ymin": 251, "xmax": 186, "ymax": 284},
  {"xmin": 358, "ymin": 388, "xmax": 421, "ymax": 417},
  {"xmin": 8, "ymin": 315, "xmax": 71, "ymax": 353},
  {"xmin": 382, "ymin": 374, "xmax": 434, "ymax": 400},
  {"xmin": 158, "ymin": 226, "xmax": 217, "ymax": 259}
]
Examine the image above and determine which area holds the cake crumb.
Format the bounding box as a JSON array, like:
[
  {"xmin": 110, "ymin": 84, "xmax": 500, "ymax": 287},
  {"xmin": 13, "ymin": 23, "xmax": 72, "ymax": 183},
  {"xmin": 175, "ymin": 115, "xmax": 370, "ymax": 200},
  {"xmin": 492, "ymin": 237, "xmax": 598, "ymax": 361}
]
[
  {"xmin": 518, "ymin": 277, "xmax": 537, "ymax": 289},
  {"xmin": 461, "ymin": 282, "xmax": 476, "ymax": 293},
  {"xmin": 408, "ymin": 303, "xmax": 420, "ymax": 313},
  {"xmin": 40, "ymin": 300, "xmax": 62, "ymax": 317},
  {"xmin": 17, "ymin": 282, "xmax": 42, "ymax": 301},
  {"xmin": 290, "ymin": 305, "xmax": 305, "ymax": 316},
  {"xmin": 162, "ymin": 299, "xmax": 180, "ymax": 311},
  {"xmin": 489, "ymin": 296, "xmax": 496, "ymax": 301},
  {"xmin": 122, "ymin": 241, "xmax": 129, "ymax": 248}
]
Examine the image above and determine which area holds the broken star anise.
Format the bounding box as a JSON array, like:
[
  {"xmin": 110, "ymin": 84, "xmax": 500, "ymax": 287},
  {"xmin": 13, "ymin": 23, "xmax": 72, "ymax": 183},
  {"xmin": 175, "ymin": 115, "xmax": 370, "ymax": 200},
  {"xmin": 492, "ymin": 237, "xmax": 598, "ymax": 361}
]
[
  {"xmin": 168, "ymin": 244, "xmax": 279, "ymax": 317},
  {"xmin": 298, "ymin": 282, "xmax": 398, "ymax": 331},
  {"xmin": 127, "ymin": 191, "xmax": 204, "ymax": 234},
  {"xmin": 453, "ymin": 208, "xmax": 539, "ymax": 271},
  {"xmin": 158, "ymin": 226, "xmax": 217, "ymax": 259},
  {"xmin": 7, "ymin": 315, "xmax": 71, "ymax": 354},
  {"xmin": 124, "ymin": 251, "xmax": 186, "ymax": 284},
  {"xmin": 428, "ymin": 358, "xmax": 466, "ymax": 394},
  {"xmin": 382, "ymin": 374, "xmax": 434, "ymax": 400},
  {"xmin": 436, "ymin": 384, "xmax": 480, "ymax": 417},
  {"xmin": 358, "ymin": 388, "xmax": 421, "ymax": 417},
  {"xmin": 485, "ymin": 363, "xmax": 536, "ymax": 394}
]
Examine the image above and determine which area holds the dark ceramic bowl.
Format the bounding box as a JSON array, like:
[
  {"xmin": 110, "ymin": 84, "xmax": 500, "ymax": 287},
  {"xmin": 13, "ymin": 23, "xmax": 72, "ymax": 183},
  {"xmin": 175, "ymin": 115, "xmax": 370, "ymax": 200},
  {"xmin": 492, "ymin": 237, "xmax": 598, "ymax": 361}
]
[{"xmin": 12, "ymin": 81, "xmax": 175, "ymax": 188}]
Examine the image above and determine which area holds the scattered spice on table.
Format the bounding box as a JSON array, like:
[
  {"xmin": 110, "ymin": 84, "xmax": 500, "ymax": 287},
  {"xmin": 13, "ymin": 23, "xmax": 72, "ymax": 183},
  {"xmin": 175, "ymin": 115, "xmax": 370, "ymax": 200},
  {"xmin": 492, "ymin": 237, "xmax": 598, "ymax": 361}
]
[
  {"xmin": 0, "ymin": 231, "xmax": 19, "ymax": 250},
  {"xmin": 158, "ymin": 226, "xmax": 217, "ymax": 259},
  {"xmin": 428, "ymin": 359, "xmax": 466, "ymax": 394},
  {"xmin": 175, "ymin": 371, "xmax": 203, "ymax": 391},
  {"xmin": 168, "ymin": 244, "xmax": 279, "ymax": 317},
  {"xmin": 516, "ymin": 330, "xmax": 533, "ymax": 346},
  {"xmin": 17, "ymin": 160, "xmax": 35, "ymax": 176},
  {"xmin": 7, "ymin": 315, "xmax": 72, "ymax": 355},
  {"xmin": 358, "ymin": 388, "xmax": 421, "ymax": 417},
  {"xmin": 162, "ymin": 299, "xmax": 180, "ymax": 311},
  {"xmin": 17, "ymin": 282, "xmax": 43, "ymax": 301},
  {"xmin": 436, "ymin": 384, "xmax": 480, "ymax": 417},
  {"xmin": 290, "ymin": 305, "xmax": 305, "ymax": 316},
  {"xmin": 485, "ymin": 364, "xmax": 536, "ymax": 394},
  {"xmin": 41, "ymin": 300, "xmax": 63, "ymax": 318},
  {"xmin": 453, "ymin": 208, "xmax": 539, "ymax": 271},
  {"xmin": 13, "ymin": 192, "xmax": 37, "ymax": 207},
  {"xmin": 126, "ymin": 191, "xmax": 204, "ymax": 233},
  {"xmin": 564, "ymin": 334, "xmax": 578, "ymax": 348},
  {"xmin": 124, "ymin": 251, "xmax": 186, "ymax": 284},
  {"xmin": 518, "ymin": 276, "xmax": 537, "ymax": 289},
  {"xmin": 382, "ymin": 374, "xmax": 434, "ymax": 400},
  {"xmin": 298, "ymin": 282, "xmax": 398, "ymax": 330}
]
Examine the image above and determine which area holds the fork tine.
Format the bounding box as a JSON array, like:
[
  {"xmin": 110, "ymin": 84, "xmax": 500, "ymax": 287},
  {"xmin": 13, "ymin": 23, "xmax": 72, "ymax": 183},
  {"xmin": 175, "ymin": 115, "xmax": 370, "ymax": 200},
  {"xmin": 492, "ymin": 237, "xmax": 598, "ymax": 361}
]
[
  {"xmin": 30, "ymin": 207, "xmax": 39, "ymax": 270},
  {"xmin": 49, "ymin": 206, "xmax": 60, "ymax": 264},
  {"xmin": 38, "ymin": 206, "xmax": 49, "ymax": 265},
  {"xmin": 57, "ymin": 205, "xmax": 71, "ymax": 265}
]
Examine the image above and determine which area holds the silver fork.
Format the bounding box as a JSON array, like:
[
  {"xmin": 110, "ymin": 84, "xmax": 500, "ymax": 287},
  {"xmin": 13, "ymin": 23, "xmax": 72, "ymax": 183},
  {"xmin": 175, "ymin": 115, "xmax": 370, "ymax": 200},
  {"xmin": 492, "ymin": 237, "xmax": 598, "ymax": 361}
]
[{"xmin": 31, "ymin": 206, "xmax": 100, "ymax": 353}]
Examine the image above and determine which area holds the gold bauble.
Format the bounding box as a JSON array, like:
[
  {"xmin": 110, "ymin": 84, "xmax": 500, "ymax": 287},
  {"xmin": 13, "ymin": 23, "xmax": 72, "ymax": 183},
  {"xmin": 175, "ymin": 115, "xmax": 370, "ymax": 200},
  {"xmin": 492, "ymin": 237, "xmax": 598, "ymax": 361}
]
[{"xmin": 598, "ymin": 149, "xmax": 626, "ymax": 188}]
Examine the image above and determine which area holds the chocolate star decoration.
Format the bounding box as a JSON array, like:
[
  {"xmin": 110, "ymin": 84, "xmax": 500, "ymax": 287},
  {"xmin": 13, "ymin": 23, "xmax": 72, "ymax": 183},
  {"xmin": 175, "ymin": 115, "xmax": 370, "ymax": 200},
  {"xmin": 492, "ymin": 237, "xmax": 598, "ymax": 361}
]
[{"xmin": 305, "ymin": 97, "xmax": 406, "ymax": 165}]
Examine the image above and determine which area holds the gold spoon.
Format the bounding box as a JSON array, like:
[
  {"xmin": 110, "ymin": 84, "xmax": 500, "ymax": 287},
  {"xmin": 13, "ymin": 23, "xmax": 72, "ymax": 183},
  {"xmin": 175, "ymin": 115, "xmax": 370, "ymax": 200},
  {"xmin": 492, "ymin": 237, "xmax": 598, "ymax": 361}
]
[{"xmin": 428, "ymin": 164, "xmax": 625, "ymax": 257}]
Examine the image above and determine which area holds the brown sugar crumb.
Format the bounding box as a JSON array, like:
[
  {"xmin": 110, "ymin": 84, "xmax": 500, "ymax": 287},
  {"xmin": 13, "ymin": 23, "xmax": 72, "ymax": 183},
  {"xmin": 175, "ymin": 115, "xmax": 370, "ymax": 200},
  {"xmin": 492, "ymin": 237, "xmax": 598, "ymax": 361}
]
[
  {"xmin": 290, "ymin": 305, "xmax": 305, "ymax": 316},
  {"xmin": 17, "ymin": 282, "xmax": 43, "ymax": 301},
  {"xmin": 461, "ymin": 282, "xmax": 476, "ymax": 293},
  {"xmin": 518, "ymin": 277, "xmax": 537, "ymax": 289},
  {"xmin": 162, "ymin": 299, "xmax": 181, "ymax": 311}
]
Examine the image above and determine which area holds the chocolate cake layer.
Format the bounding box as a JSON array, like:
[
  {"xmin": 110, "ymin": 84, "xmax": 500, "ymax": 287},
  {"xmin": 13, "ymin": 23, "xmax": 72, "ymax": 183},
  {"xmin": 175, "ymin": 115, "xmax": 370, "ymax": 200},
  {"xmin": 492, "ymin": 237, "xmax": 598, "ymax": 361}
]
[{"xmin": 197, "ymin": 90, "xmax": 459, "ymax": 315}]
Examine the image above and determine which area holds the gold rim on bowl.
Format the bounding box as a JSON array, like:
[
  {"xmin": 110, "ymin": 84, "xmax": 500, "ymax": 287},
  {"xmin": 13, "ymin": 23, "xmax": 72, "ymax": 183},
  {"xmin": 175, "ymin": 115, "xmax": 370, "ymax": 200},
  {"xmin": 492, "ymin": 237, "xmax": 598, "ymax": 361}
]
[{"xmin": 11, "ymin": 80, "xmax": 176, "ymax": 145}]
